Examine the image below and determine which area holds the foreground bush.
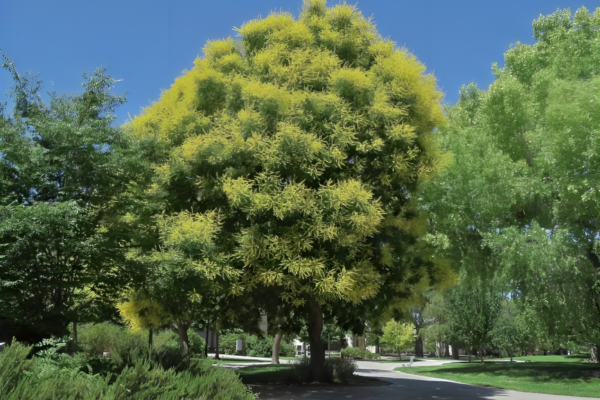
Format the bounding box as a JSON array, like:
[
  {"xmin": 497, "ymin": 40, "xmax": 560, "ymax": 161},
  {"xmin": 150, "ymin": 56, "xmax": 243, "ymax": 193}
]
[
  {"xmin": 290, "ymin": 357, "xmax": 356, "ymax": 383},
  {"xmin": 0, "ymin": 341, "xmax": 254, "ymax": 400},
  {"xmin": 341, "ymin": 347, "xmax": 380, "ymax": 360}
]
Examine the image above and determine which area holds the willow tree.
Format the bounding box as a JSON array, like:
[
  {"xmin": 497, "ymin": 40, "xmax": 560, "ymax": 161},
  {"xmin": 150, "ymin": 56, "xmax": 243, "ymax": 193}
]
[{"xmin": 130, "ymin": 0, "xmax": 446, "ymax": 380}]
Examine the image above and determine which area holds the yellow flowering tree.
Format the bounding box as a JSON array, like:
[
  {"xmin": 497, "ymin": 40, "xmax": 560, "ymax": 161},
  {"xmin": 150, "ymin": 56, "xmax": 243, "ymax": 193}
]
[{"xmin": 130, "ymin": 0, "xmax": 447, "ymax": 380}]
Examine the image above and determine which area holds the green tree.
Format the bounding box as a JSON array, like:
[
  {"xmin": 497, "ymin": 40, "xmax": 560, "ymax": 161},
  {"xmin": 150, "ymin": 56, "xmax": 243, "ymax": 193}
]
[
  {"xmin": 422, "ymin": 291, "xmax": 450, "ymax": 357},
  {"xmin": 446, "ymin": 279, "xmax": 501, "ymax": 363},
  {"xmin": 492, "ymin": 299, "xmax": 534, "ymax": 361},
  {"xmin": 421, "ymin": 7, "xmax": 600, "ymax": 361},
  {"xmin": 381, "ymin": 320, "xmax": 414, "ymax": 354},
  {"xmin": 0, "ymin": 57, "xmax": 133, "ymax": 342},
  {"xmin": 129, "ymin": 0, "xmax": 447, "ymax": 381}
]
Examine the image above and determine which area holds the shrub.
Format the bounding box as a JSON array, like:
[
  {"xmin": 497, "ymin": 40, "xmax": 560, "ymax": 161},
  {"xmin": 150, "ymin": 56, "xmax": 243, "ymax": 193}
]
[
  {"xmin": 152, "ymin": 329, "xmax": 206, "ymax": 356},
  {"xmin": 341, "ymin": 347, "xmax": 380, "ymax": 360},
  {"xmin": 75, "ymin": 323, "xmax": 146, "ymax": 364},
  {"xmin": 326, "ymin": 357, "xmax": 356, "ymax": 383},
  {"xmin": 0, "ymin": 340, "xmax": 255, "ymax": 400},
  {"xmin": 220, "ymin": 332, "xmax": 240, "ymax": 354},
  {"xmin": 292, "ymin": 357, "xmax": 311, "ymax": 383}
]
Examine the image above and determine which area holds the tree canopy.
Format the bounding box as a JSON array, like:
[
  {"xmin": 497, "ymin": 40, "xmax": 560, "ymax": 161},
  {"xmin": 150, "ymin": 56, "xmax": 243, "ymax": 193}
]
[
  {"xmin": 128, "ymin": 0, "xmax": 449, "ymax": 379},
  {"xmin": 421, "ymin": 6, "xmax": 600, "ymax": 357}
]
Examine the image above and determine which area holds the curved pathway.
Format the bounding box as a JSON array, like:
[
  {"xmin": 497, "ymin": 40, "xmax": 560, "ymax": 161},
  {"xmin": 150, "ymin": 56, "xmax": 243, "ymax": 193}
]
[{"xmin": 252, "ymin": 359, "xmax": 593, "ymax": 400}]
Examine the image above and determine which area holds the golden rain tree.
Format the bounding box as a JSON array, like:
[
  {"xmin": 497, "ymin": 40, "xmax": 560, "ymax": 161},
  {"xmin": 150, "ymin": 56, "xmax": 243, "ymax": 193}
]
[{"xmin": 130, "ymin": 0, "xmax": 447, "ymax": 380}]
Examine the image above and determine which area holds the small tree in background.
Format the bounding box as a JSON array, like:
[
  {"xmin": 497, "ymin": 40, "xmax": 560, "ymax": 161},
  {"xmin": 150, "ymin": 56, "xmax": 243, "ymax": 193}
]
[
  {"xmin": 381, "ymin": 320, "xmax": 415, "ymax": 355},
  {"xmin": 447, "ymin": 278, "xmax": 501, "ymax": 363},
  {"xmin": 492, "ymin": 299, "xmax": 534, "ymax": 361}
]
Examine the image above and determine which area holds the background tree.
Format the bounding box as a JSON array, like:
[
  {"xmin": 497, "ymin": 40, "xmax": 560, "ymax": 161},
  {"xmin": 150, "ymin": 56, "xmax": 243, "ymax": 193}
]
[
  {"xmin": 381, "ymin": 320, "xmax": 414, "ymax": 355},
  {"xmin": 0, "ymin": 57, "xmax": 133, "ymax": 343},
  {"xmin": 422, "ymin": 290, "xmax": 450, "ymax": 357},
  {"xmin": 446, "ymin": 278, "xmax": 501, "ymax": 363},
  {"xmin": 491, "ymin": 299, "xmax": 534, "ymax": 361},
  {"xmin": 421, "ymin": 7, "xmax": 600, "ymax": 361},
  {"xmin": 129, "ymin": 0, "xmax": 447, "ymax": 381}
]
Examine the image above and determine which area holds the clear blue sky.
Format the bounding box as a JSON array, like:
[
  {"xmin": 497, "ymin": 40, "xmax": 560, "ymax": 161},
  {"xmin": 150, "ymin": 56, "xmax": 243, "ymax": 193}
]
[{"xmin": 1, "ymin": 0, "xmax": 599, "ymax": 124}]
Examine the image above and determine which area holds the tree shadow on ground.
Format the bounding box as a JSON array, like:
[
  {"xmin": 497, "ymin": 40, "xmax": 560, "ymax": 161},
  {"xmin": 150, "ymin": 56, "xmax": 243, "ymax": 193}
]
[{"xmin": 252, "ymin": 368, "xmax": 505, "ymax": 400}]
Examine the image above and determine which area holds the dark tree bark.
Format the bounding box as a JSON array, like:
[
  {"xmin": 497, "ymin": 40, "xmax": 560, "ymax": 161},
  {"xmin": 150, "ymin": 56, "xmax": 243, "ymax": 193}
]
[
  {"xmin": 205, "ymin": 325, "xmax": 209, "ymax": 357},
  {"xmin": 272, "ymin": 331, "xmax": 283, "ymax": 364},
  {"xmin": 444, "ymin": 343, "xmax": 450, "ymax": 357},
  {"xmin": 215, "ymin": 331, "xmax": 220, "ymax": 360},
  {"xmin": 149, "ymin": 328, "xmax": 153, "ymax": 350},
  {"xmin": 452, "ymin": 344, "xmax": 459, "ymax": 360},
  {"xmin": 72, "ymin": 321, "xmax": 78, "ymax": 347},
  {"xmin": 307, "ymin": 300, "xmax": 326, "ymax": 382},
  {"xmin": 414, "ymin": 334, "xmax": 424, "ymax": 357}
]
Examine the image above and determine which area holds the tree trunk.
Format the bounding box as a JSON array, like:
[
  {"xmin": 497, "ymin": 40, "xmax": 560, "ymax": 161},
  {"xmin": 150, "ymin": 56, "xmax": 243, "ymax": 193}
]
[
  {"xmin": 451, "ymin": 344, "xmax": 459, "ymax": 360},
  {"xmin": 307, "ymin": 300, "xmax": 326, "ymax": 382},
  {"xmin": 72, "ymin": 321, "xmax": 78, "ymax": 347},
  {"xmin": 375, "ymin": 337, "xmax": 380, "ymax": 355},
  {"xmin": 205, "ymin": 325, "xmax": 209, "ymax": 357},
  {"xmin": 414, "ymin": 334, "xmax": 424, "ymax": 357},
  {"xmin": 272, "ymin": 332, "xmax": 283, "ymax": 364},
  {"xmin": 171, "ymin": 322, "xmax": 190, "ymax": 356},
  {"xmin": 444, "ymin": 343, "xmax": 450, "ymax": 358},
  {"xmin": 149, "ymin": 329, "xmax": 153, "ymax": 351},
  {"xmin": 468, "ymin": 348, "xmax": 471, "ymax": 363},
  {"xmin": 215, "ymin": 331, "xmax": 220, "ymax": 360},
  {"xmin": 480, "ymin": 346, "xmax": 484, "ymax": 364}
]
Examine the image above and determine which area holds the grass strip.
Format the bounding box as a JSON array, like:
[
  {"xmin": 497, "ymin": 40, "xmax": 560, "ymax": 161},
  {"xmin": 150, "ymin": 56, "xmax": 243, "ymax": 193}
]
[{"xmin": 395, "ymin": 359, "xmax": 600, "ymax": 398}]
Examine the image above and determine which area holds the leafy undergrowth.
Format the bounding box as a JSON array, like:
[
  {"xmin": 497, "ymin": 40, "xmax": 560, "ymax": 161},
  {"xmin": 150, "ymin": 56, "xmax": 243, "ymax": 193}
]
[{"xmin": 396, "ymin": 359, "xmax": 600, "ymax": 398}]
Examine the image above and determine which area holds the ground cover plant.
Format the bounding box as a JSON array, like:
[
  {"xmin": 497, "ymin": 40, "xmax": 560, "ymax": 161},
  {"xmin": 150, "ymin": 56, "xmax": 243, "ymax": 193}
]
[
  {"xmin": 396, "ymin": 359, "xmax": 600, "ymax": 398},
  {"xmin": 0, "ymin": 340, "xmax": 255, "ymax": 400}
]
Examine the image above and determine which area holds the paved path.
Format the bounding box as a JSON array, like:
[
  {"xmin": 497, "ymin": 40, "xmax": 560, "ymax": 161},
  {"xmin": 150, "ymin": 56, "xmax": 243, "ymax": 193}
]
[{"xmin": 251, "ymin": 360, "xmax": 593, "ymax": 400}]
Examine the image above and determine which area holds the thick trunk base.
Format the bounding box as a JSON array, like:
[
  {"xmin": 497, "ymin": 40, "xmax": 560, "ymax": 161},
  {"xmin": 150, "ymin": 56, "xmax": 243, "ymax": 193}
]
[
  {"xmin": 272, "ymin": 332, "xmax": 283, "ymax": 364},
  {"xmin": 307, "ymin": 301, "xmax": 327, "ymax": 382}
]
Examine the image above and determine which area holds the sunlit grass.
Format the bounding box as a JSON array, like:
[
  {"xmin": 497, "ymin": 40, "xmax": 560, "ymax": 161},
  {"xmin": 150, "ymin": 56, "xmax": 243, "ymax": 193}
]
[{"xmin": 396, "ymin": 357, "xmax": 600, "ymax": 398}]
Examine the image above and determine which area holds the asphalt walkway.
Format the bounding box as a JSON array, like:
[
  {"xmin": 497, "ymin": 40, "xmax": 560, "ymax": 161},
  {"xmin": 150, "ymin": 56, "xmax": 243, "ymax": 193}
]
[{"xmin": 239, "ymin": 358, "xmax": 593, "ymax": 400}]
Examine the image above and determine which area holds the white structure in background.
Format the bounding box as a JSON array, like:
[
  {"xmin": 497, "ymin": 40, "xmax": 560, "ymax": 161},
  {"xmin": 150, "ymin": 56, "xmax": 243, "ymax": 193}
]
[
  {"xmin": 199, "ymin": 314, "xmax": 268, "ymax": 350},
  {"xmin": 0, "ymin": 342, "xmax": 5, "ymax": 353},
  {"xmin": 293, "ymin": 339, "xmax": 309, "ymax": 357},
  {"xmin": 345, "ymin": 334, "xmax": 377, "ymax": 353}
]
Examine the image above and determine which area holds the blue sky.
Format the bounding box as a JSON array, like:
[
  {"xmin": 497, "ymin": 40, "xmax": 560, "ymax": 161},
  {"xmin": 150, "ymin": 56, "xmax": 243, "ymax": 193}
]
[{"xmin": 1, "ymin": 0, "xmax": 599, "ymax": 124}]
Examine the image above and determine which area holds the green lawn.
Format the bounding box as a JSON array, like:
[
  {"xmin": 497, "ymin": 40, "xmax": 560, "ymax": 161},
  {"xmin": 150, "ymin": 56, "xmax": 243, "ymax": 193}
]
[
  {"xmin": 495, "ymin": 355, "xmax": 589, "ymax": 363},
  {"xmin": 236, "ymin": 364, "xmax": 300, "ymax": 384},
  {"xmin": 396, "ymin": 356, "xmax": 600, "ymax": 398},
  {"xmin": 212, "ymin": 359, "xmax": 269, "ymax": 364}
]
